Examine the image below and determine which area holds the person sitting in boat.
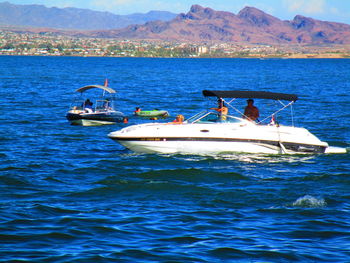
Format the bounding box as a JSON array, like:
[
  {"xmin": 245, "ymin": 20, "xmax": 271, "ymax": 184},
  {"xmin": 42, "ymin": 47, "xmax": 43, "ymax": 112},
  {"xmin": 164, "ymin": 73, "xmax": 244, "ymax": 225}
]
[
  {"xmin": 211, "ymin": 98, "xmax": 228, "ymax": 121},
  {"xmin": 84, "ymin": 99, "xmax": 93, "ymax": 113},
  {"xmin": 103, "ymin": 99, "xmax": 111, "ymax": 110},
  {"xmin": 173, "ymin": 114, "xmax": 184, "ymax": 124},
  {"xmin": 84, "ymin": 99, "xmax": 93, "ymax": 108},
  {"xmin": 243, "ymin": 99, "xmax": 259, "ymax": 122}
]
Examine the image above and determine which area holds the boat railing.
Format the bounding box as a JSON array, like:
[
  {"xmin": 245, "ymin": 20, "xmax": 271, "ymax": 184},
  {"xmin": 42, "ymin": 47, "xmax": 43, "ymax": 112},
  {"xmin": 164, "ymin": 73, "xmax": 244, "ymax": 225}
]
[
  {"xmin": 186, "ymin": 110, "xmax": 209, "ymax": 123},
  {"xmin": 95, "ymin": 99, "xmax": 114, "ymax": 110},
  {"xmin": 187, "ymin": 110, "xmax": 247, "ymax": 124},
  {"xmin": 69, "ymin": 99, "xmax": 85, "ymax": 111}
]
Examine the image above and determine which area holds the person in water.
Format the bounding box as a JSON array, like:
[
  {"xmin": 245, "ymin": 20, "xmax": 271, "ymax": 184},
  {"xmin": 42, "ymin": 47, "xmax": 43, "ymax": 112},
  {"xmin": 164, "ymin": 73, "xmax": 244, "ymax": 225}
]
[
  {"xmin": 243, "ymin": 99, "xmax": 259, "ymax": 121},
  {"xmin": 211, "ymin": 98, "xmax": 228, "ymax": 121},
  {"xmin": 134, "ymin": 107, "xmax": 141, "ymax": 114}
]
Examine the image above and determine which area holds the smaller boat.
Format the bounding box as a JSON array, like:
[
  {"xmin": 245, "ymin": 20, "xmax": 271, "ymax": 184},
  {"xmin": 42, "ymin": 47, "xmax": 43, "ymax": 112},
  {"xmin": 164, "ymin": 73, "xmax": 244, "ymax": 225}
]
[
  {"xmin": 66, "ymin": 80, "xmax": 125, "ymax": 126},
  {"xmin": 134, "ymin": 107, "xmax": 169, "ymax": 119}
]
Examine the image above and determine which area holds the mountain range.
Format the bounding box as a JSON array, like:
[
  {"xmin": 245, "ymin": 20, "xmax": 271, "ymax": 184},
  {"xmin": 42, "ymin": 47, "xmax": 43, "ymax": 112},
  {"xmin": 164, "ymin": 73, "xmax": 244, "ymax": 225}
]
[
  {"xmin": 1, "ymin": 2, "xmax": 350, "ymax": 45},
  {"xmin": 0, "ymin": 1, "xmax": 176, "ymax": 30},
  {"xmin": 98, "ymin": 5, "xmax": 350, "ymax": 44}
]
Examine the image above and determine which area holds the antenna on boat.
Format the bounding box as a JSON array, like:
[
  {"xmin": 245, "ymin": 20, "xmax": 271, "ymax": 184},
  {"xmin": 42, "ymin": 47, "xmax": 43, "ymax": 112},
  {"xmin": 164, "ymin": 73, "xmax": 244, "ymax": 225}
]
[
  {"xmin": 102, "ymin": 78, "xmax": 108, "ymax": 97},
  {"xmin": 290, "ymin": 103, "xmax": 295, "ymax": 127}
]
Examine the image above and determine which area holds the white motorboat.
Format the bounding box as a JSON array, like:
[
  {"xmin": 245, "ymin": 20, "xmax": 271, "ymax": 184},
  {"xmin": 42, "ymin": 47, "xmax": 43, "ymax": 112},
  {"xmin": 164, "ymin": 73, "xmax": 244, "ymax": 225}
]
[
  {"xmin": 66, "ymin": 80, "xmax": 125, "ymax": 126},
  {"xmin": 108, "ymin": 90, "xmax": 347, "ymax": 155}
]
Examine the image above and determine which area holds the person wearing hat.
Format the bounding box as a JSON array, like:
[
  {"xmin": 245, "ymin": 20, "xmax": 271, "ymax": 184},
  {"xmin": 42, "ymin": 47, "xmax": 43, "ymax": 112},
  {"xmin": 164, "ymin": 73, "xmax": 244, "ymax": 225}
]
[
  {"xmin": 243, "ymin": 99, "xmax": 259, "ymax": 121},
  {"xmin": 211, "ymin": 98, "xmax": 228, "ymax": 121}
]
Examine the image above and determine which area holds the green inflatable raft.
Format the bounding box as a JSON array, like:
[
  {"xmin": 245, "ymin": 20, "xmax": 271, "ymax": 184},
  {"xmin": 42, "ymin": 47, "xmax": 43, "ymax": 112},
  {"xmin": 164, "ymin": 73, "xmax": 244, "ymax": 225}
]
[{"xmin": 134, "ymin": 109, "xmax": 169, "ymax": 118}]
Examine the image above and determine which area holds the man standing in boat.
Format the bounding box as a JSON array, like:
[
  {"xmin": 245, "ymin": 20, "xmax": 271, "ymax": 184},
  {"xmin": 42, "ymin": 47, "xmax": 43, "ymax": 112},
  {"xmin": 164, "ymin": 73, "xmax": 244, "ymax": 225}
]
[{"xmin": 243, "ymin": 99, "xmax": 259, "ymax": 122}]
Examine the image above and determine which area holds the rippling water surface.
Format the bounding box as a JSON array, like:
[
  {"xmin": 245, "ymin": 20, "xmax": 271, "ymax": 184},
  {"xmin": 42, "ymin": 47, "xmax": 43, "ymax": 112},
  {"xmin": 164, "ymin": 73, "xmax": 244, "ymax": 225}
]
[{"xmin": 0, "ymin": 56, "xmax": 349, "ymax": 262}]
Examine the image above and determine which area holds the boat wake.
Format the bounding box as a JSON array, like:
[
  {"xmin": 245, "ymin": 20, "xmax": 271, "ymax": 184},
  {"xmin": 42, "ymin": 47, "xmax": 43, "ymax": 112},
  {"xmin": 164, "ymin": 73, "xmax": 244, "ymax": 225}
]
[
  {"xmin": 291, "ymin": 195, "xmax": 327, "ymax": 208},
  {"xmin": 158, "ymin": 152, "xmax": 317, "ymax": 164}
]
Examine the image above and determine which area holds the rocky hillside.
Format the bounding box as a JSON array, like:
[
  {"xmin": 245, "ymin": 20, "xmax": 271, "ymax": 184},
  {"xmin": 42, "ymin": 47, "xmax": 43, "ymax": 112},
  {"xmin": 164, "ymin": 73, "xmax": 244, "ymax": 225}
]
[
  {"xmin": 88, "ymin": 5, "xmax": 350, "ymax": 44},
  {"xmin": 2, "ymin": 3, "xmax": 350, "ymax": 45}
]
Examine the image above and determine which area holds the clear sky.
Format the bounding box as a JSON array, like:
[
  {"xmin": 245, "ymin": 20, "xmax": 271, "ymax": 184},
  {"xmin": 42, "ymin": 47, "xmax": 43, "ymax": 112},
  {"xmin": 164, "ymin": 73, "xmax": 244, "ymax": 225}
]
[{"xmin": 8, "ymin": 0, "xmax": 350, "ymax": 24}]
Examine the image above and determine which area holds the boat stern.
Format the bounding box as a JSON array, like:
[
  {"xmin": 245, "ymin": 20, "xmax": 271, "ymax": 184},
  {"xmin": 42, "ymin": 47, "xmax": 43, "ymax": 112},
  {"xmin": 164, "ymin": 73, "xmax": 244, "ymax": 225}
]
[{"xmin": 324, "ymin": 146, "xmax": 347, "ymax": 154}]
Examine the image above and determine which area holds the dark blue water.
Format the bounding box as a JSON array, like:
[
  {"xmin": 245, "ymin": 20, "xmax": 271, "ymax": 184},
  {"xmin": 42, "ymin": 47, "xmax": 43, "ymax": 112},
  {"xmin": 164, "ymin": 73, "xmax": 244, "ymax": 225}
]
[{"xmin": 1, "ymin": 56, "xmax": 349, "ymax": 262}]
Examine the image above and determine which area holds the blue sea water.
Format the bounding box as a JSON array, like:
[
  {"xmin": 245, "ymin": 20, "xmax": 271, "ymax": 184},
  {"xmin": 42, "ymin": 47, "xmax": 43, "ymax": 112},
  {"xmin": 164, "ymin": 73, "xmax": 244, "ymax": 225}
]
[{"xmin": 0, "ymin": 56, "xmax": 349, "ymax": 262}]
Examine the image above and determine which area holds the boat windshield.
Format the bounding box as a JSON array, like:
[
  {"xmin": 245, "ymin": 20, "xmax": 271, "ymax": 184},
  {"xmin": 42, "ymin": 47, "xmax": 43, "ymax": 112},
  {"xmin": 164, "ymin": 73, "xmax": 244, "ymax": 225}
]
[
  {"xmin": 187, "ymin": 111, "xmax": 242, "ymax": 124},
  {"xmin": 70, "ymin": 99, "xmax": 85, "ymax": 110},
  {"xmin": 95, "ymin": 99, "xmax": 115, "ymax": 111},
  {"xmin": 70, "ymin": 98, "xmax": 115, "ymax": 112}
]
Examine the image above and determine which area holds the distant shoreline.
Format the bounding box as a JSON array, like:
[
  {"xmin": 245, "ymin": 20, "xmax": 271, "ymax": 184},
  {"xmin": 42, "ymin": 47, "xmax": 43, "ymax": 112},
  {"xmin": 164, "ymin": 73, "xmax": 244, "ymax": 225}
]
[
  {"xmin": 1, "ymin": 54, "xmax": 349, "ymax": 59},
  {"xmin": 2, "ymin": 29, "xmax": 350, "ymax": 59}
]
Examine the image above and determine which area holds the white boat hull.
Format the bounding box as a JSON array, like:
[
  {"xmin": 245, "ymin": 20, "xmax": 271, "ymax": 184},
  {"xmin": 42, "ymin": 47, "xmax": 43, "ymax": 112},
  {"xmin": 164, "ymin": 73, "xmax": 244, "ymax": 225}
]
[
  {"xmin": 70, "ymin": 119, "xmax": 117, "ymax": 126},
  {"xmin": 117, "ymin": 140, "xmax": 282, "ymax": 154},
  {"xmin": 109, "ymin": 121, "xmax": 335, "ymax": 155}
]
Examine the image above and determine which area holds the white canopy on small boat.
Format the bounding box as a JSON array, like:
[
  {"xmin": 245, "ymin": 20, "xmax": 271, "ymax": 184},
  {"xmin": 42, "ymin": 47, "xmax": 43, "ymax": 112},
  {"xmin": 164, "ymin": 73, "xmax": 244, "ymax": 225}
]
[{"xmin": 76, "ymin": 85, "xmax": 116, "ymax": 94}]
